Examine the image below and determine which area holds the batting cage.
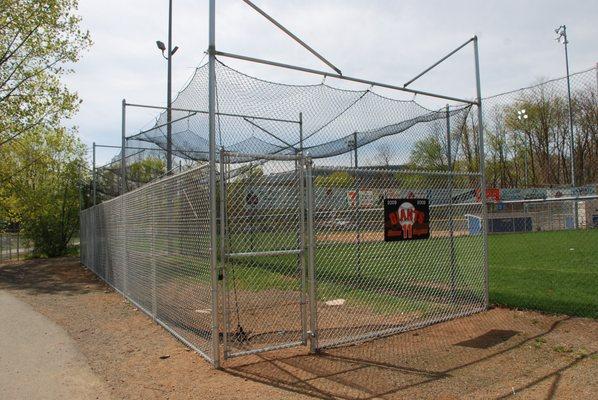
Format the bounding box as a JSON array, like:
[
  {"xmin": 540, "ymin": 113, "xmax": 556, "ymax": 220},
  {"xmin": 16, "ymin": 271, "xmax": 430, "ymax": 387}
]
[{"xmin": 80, "ymin": 2, "xmax": 490, "ymax": 368}]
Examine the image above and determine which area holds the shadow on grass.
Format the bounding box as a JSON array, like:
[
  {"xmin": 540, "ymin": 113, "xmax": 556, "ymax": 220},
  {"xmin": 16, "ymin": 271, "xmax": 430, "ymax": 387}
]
[{"xmin": 0, "ymin": 256, "xmax": 104, "ymax": 296}]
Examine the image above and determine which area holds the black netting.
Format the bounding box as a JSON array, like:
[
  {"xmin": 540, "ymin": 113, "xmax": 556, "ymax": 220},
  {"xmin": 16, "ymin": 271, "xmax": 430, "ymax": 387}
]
[{"xmin": 126, "ymin": 60, "xmax": 472, "ymax": 163}]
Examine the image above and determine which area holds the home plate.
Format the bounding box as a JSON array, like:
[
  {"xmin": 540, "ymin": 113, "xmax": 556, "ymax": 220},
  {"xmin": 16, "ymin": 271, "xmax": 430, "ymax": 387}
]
[
  {"xmin": 325, "ymin": 299, "xmax": 346, "ymax": 306},
  {"xmin": 195, "ymin": 309, "xmax": 211, "ymax": 314}
]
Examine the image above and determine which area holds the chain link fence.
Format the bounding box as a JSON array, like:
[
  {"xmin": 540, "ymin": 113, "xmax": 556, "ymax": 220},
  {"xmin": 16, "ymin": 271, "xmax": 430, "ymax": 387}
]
[
  {"xmin": 80, "ymin": 62, "xmax": 597, "ymax": 367},
  {"xmin": 311, "ymin": 167, "xmax": 486, "ymax": 349},
  {"xmin": 81, "ymin": 151, "xmax": 490, "ymax": 365},
  {"xmin": 80, "ymin": 164, "xmax": 216, "ymax": 362},
  {"xmin": 0, "ymin": 230, "xmax": 33, "ymax": 262}
]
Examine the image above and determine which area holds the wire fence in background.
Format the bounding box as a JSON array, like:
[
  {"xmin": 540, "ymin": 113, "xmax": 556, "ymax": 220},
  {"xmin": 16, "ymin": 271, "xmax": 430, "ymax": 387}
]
[{"xmin": 0, "ymin": 230, "xmax": 33, "ymax": 262}]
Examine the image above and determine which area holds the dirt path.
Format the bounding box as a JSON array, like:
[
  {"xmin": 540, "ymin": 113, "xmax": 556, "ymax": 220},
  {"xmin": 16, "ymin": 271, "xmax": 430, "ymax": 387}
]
[
  {"xmin": 0, "ymin": 257, "xmax": 596, "ymax": 399},
  {"xmin": 0, "ymin": 290, "xmax": 113, "ymax": 400}
]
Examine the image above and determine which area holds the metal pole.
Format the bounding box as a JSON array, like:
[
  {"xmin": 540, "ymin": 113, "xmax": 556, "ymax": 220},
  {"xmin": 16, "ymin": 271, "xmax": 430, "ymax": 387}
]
[
  {"xmin": 523, "ymin": 133, "xmax": 529, "ymax": 188},
  {"xmin": 562, "ymin": 26, "xmax": 578, "ymax": 228},
  {"xmin": 208, "ymin": 0, "xmax": 220, "ymax": 369},
  {"xmin": 298, "ymin": 152, "xmax": 307, "ymax": 344},
  {"xmin": 305, "ymin": 157, "xmax": 318, "ymax": 353},
  {"xmin": 124, "ymin": 101, "xmax": 300, "ymax": 124},
  {"xmin": 92, "ymin": 142, "xmax": 97, "ymax": 206},
  {"xmin": 240, "ymin": 0, "xmax": 341, "ymax": 75},
  {"xmin": 352, "ymin": 131, "xmax": 361, "ymax": 278},
  {"xmin": 446, "ymin": 105, "xmax": 457, "ymax": 303},
  {"xmin": 121, "ymin": 99, "xmax": 126, "ymax": 196},
  {"xmin": 298, "ymin": 113, "xmax": 307, "ymax": 344},
  {"xmin": 166, "ymin": 0, "xmax": 173, "ymax": 174},
  {"xmin": 215, "ymin": 51, "xmax": 478, "ymax": 106},
  {"xmin": 299, "ymin": 112, "xmax": 303, "ymax": 153},
  {"xmin": 404, "ymin": 37, "xmax": 475, "ymax": 87},
  {"xmin": 473, "ymin": 36, "xmax": 489, "ymax": 309},
  {"xmin": 151, "ymin": 190, "xmax": 157, "ymax": 319},
  {"xmin": 219, "ymin": 149, "xmax": 229, "ymax": 357}
]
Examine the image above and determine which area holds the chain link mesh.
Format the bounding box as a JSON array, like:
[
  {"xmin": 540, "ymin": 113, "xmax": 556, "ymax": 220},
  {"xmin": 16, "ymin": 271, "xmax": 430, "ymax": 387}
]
[
  {"xmin": 310, "ymin": 167, "xmax": 486, "ymax": 348},
  {"xmin": 80, "ymin": 164, "xmax": 215, "ymax": 361},
  {"xmin": 220, "ymin": 153, "xmax": 308, "ymax": 357},
  {"xmin": 80, "ymin": 61, "xmax": 597, "ymax": 367}
]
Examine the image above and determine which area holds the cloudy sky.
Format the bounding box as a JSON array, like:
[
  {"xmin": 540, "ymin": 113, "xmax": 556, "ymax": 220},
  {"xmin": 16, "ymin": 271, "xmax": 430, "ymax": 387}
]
[{"xmin": 64, "ymin": 0, "xmax": 597, "ymax": 165}]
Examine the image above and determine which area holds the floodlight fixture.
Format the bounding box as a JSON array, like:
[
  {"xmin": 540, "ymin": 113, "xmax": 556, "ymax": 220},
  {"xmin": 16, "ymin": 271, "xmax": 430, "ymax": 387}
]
[
  {"xmin": 517, "ymin": 109, "xmax": 528, "ymax": 120},
  {"xmin": 156, "ymin": 40, "xmax": 166, "ymax": 51}
]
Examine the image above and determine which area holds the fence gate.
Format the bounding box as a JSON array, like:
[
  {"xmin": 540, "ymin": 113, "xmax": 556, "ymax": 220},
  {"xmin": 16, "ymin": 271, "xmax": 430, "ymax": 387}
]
[{"xmin": 220, "ymin": 153, "xmax": 309, "ymax": 358}]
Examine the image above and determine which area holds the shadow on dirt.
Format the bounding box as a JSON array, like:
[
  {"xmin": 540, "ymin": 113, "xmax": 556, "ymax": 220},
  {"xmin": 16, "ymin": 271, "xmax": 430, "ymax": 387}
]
[
  {"xmin": 225, "ymin": 314, "xmax": 594, "ymax": 399},
  {"xmin": 0, "ymin": 257, "xmax": 104, "ymax": 296}
]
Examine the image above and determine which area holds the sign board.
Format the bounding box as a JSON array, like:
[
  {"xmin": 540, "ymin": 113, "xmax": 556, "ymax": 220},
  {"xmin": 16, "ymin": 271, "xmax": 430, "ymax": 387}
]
[
  {"xmin": 347, "ymin": 190, "xmax": 374, "ymax": 207},
  {"xmin": 475, "ymin": 188, "xmax": 501, "ymax": 203},
  {"xmin": 384, "ymin": 198, "xmax": 430, "ymax": 241}
]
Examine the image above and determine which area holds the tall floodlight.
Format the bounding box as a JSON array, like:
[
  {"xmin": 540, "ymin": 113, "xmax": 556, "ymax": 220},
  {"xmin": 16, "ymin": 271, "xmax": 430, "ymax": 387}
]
[
  {"xmin": 156, "ymin": 0, "xmax": 179, "ymax": 174},
  {"xmin": 555, "ymin": 25, "xmax": 578, "ymax": 227},
  {"xmin": 517, "ymin": 109, "xmax": 529, "ymax": 187}
]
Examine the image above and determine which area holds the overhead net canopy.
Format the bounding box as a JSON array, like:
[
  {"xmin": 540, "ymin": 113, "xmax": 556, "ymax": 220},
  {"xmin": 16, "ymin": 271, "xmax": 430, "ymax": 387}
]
[{"xmin": 126, "ymin": 60, "xmax": 474, "ymax": 166}]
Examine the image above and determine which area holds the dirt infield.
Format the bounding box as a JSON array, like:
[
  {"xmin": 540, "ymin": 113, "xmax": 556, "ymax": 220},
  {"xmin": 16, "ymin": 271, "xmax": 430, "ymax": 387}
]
[{"xmin": 1, "ymin": 257, "xmax": 596, "ymax": 399}]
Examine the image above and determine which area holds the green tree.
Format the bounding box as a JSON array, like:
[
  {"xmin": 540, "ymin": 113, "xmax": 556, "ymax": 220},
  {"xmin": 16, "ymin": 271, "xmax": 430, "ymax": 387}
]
[
  {"xmin": 314, "ymin": 171, "xmax": 354, "ymax": 188},
  {"xmin": 0, "ymin": 128, "xmax": 86, "ymax": 256},
  {"xmin": 1, "ymin": 0, "xmax": 91, "ymax": 144},
  {"xmin": 408, "ymin": 136, "xmax": 447, "ymax": 171},
  {"xmin": 0, "ymin": 0, "xmax": 91, "ymax": 256},
  {"xmin": 128, "ymin": 157, "xmax": 166, "ymax": 186}
]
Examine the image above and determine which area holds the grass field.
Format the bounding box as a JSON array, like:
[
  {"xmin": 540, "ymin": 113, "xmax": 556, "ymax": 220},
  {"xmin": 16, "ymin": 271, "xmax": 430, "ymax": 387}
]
[
  {"xmin": 488, "ymin": 229, "xmax": 597, "ymax": 318},
  {"xmin": 225, "ymin": 228, "xmax": 597, "ymax": 319}
]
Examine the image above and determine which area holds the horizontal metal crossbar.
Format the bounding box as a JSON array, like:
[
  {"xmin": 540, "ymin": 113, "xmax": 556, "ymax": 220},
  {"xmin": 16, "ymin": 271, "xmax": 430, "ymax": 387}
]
[
  {"xmin": 215, "ymin": 51, "xmax": 479, "ymax": 105},
  {"xmin": 223, "ymin": 150, "xmax": 302, "ymax": 161},
  {"xmin": 404, "ymin": 37, "xmax": 475, "ymax": 88},
  {"xmin": 124, "ymin": 102, "xmax": 301, "ymax": 125},
  {"xmin": 500, "ymin": 194, "xmax": 598, "ymax": 204},
  {"xmin": 227, "ymin": 249, "xmax": 303, "ymax": 258},
  {"xmin": 226, "ymin": 340, "xmax": 306, "ymax": 359}
]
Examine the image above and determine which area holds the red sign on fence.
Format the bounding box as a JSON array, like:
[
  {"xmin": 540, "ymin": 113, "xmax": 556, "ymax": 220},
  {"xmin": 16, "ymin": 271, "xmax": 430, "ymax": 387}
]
[
  {"xmin": 475, "ymin": 188, "xmax": 501, "ymax": 203},
  {"xmin": 384, "ymin": 198, "xmax": 430, "ymax": 241}
]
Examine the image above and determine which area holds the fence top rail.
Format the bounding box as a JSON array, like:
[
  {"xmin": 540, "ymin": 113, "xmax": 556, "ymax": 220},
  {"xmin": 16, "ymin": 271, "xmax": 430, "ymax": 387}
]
[
  {"xmin": 498, "ymin": 194, "xmax": 598, "ymax": 205},
  {"xmin": 312, "ymin": 165, "xmax": 482, "ymax": 178},
  {"xmin": 223, "ymin": 150, "xmax": 302, "ymax": 162},
  {"xmin": 83, "ymin": 162, "xmax": 211, "ymax": 211}
]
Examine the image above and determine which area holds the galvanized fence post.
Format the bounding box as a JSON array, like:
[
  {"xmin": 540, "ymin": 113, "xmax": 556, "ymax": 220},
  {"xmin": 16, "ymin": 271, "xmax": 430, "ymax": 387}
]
[
  {"xmin": 446, "ymin": 105, "xmax": 457, "ymax": 302},
  {"xmin": 151, "ymin": 190, "xmax": 157, "ymax": 319},
  {"xmin": 305, "ymin": 157, "xmax": 318, "ymax": 352},
  {"xmin": 473, "ymin": 36, "xmax": 490, "ymax": 309},
  {"xmin": 298, "ymin": 152, "xmax": 308, "ymax": 344},
  {"xmin": 219, "ymin": 150, "xmax": 229, "ymax": 357}
]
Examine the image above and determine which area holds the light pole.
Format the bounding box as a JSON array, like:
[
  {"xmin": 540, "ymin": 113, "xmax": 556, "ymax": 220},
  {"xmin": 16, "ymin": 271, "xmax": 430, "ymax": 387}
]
[
  {"xmin": 517, "ymin": 109, "xmax": 529, "ymax": 188},
  {"xmin": 555, "ymin": 24, "xmax": 578, "ymax": 227},
  {"xmin": 156, "ymin": 0, "xmax": 179, "ymax": 174}
]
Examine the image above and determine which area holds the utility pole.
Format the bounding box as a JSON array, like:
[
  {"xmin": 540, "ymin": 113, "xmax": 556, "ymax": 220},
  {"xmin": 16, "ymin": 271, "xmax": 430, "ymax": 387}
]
[{"xmin": 555, "ymin": 25, "xmax": 578, "ymax": 227}]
